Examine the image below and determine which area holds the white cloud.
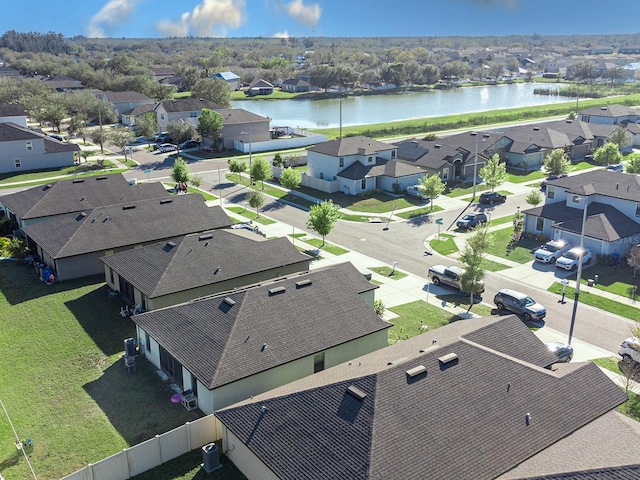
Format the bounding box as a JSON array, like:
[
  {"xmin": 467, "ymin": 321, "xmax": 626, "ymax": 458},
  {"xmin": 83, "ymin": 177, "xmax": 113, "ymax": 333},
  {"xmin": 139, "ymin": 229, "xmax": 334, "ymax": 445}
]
[
  {"xmin": 157, "ymin": 0, "xmax": 246, "ymax": 38},
  {"xmin": 273, "ymin": 31, "xmax": 289, "ymax": 38},
  {"xmin": 285, "ymin": 0, "xmax": 321, "ymax": 27},
  {"xmin": 87, "ymin": 0, "xmax": 141, "ymax": 38}
]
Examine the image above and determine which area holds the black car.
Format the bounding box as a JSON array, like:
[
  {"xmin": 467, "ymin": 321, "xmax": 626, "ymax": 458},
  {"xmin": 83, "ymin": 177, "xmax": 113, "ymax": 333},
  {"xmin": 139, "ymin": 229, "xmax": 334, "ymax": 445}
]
[
  {"xmin": 456, "ymin": 212, "xmax": 488, "ymax": 230},
  {"xmin": 179, "ymin": 140, "xmax": 201, "ymax": 149},
  {"xmin": 479, "ymin": 191, "xmax": 506, "ymax": 204},
  {"xmin": 545, "ymin": 342, "xmax": 573, "ymax": 363}
]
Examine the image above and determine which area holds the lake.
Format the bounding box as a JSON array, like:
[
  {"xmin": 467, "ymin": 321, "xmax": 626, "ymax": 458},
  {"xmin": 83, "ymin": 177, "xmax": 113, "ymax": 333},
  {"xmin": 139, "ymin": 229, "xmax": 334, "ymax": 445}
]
[{"xmin": 233, "ymin": 83, "xmax": 568, "ymax": 129}]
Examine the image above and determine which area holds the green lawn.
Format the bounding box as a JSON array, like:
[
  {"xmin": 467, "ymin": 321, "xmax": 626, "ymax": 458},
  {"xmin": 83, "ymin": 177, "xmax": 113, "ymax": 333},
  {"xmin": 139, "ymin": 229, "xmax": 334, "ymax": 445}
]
[
  {"xmin": 304, "ymin": 238, "xmax": 349, "ymax": 255},
  {"xmin": 0, "ymin": 262, "xmax": 203, "ymax": 480},
  {"xmin": 189, "ymin": 186, "xmax": 217, "ymax": 201},
  {"xmin": 505, "ymin": 169, "xmax": 547, "ymax": 183},
  {"xmin": 0, "ymin": 163, "xmax": 127, "ymax": 188},
  {"xmin": 547, "ymin": 282, "xmax": 640, "ymax": 320},
  {"xmin": 488, "ymin": 214, "xmax": 515, "ymax": 226},
  {"xmin": 436, "ymin": 295, "xmax": 495, "ymax": 317},
  {"xmin": 590, "ymin": 357, "xmax": 640, "ymax": 422},
  {"xmin": 387, "ymin": 300, "xmax": 464, "ymax": 344},
  {"xmin": 226, "ymin": 206, "xmax": 276, "ymax": 225},
  {"xmin": 428, "ymin": 234, "xmax": 459, "ymax": 255},
  {"xmin": 369, "ymin": 266, "xmax": 408, "ymax": 280},
  {"xmin": 446, "ymin": 182, "xmax": 493, "ymax": 197},
  {"xmin": 484, "ymin": 228, "xmax": 538, "ymax": 264},
  {"xmin": 576, "ymin": 265, "xmax": 640, "ymax": 300},
  {"xmin": 396, "ymin": 205, "xmax": 444, "ymax": 219},
  {"xmin": 483, "ymin": 258, "xmax": 512, "ymax": 272},
  {"xmin": 339, "ymin": 213, "xmax": 375, "ymax": 222}
]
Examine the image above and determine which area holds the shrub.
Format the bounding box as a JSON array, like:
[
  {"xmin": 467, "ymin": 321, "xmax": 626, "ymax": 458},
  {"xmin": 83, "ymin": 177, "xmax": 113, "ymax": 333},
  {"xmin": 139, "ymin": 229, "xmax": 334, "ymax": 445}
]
[
  {"xmin": 374, "ymin": 299, "xmax": 386, "ymax": 316},
  {"xmin": 392, "ymin": 181, "xmax": 402, "ymax": 194}
]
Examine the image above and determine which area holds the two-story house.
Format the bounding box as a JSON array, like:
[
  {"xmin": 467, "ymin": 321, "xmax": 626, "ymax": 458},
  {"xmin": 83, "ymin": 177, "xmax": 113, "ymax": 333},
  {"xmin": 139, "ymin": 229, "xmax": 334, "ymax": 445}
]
[
  {"xmin": 154, "ymin": 98, "xmax": 224, "ymax": 132},
  {"xmin": 100, "ymin": 91, "xmax": 155, "ymax": 121},
  {"xmin": 0, "ymin": 103, "xmax": 27, "ymax": 127},
  {"xmin": 522, "ymin": 170, "xmax": 640, "ymax": 257},
  {"xmin": 0, "ymin": 122, "xmax": 79, "ymax": 174}
]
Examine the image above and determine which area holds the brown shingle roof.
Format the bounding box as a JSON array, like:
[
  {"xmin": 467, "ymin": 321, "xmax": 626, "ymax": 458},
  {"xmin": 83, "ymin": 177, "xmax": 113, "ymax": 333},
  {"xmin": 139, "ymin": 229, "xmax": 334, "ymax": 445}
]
[
  {"xmin": 158, "ymin": 98, "xmax": 224, "ymax": 113},
  {"xmin": 308, "ymin": 136, "xmax": 394, "ymax": 157}
]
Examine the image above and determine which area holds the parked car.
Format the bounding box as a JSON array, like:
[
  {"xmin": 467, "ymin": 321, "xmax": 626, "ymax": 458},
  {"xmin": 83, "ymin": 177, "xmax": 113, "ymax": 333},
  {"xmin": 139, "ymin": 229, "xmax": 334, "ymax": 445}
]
[
  {"xmin": 404, "ymin": 185, "xmax": 427, "ymax": 199},
  {"xmin": 456, "ymin": 212, "xmax": 488, "ymax": 230},
  {"xmin": 618, "ymin": 337, "xmax": 640, "ymax": 363},
  {"xmin": 179, "ymin": 140, "xmax": 201, "ymax": 150},
  {"xmin": 605, "ymin": 164, "xmax": 624, "ymax": 172},
  {"xmin": 154, "ymin": 132, "xmax": 172, "ymax": 143},
  {"xmin": 47, "ymin": 133, "xmax": 65, "ymax": 142},
  {"xmin": 555, "ymin": 247, "xmax": 592, "ymax": 271},
  {"xmin": 534, "ymin": 239, "xmax": 572, "ymax": 263},
  {"xmin": 478, "ymin": 191, "xmax": 506, "ymax": 205},
  {"xmin": 545, "ymin": 342, "xmax": 573, "ymax": 363},
  {"xmin": 494, "ymin": 288, "xmax": 546, "ymax": 322},
  {"xmin": 540, "ymin": 173, "xmax": 568, "ymax": 190},
  {"xmin": 159, "ymin": 143, "xmax": 177, "ymax": 153},
  {"xmin": 427, "ymin": 265, "xmax": 484, "ymax": 296}
]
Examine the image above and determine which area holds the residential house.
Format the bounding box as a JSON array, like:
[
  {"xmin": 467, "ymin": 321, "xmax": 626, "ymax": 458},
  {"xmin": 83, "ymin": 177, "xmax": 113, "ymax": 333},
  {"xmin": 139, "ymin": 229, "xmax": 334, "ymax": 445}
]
[
  {"xmin": 99, "ymin": 91, "xmax": 155, "ymax": 119},
  {"xmin": 212, "ymin": 108, "xmax": 271, "ymax": 150},
  {"xmin": 154, "ymin": 98, "xmax": 224, "ymax": 132},
  {"xmin": 100, "ymin": 230, "xmax": 311, "ymax": 311},
  {"xmin": 22, "ymin": 194, "xmax": 232, "ymax": 281},
  {"xmin": 0, "ymin": 65, "xmax": 21, "ymax": 79},
  {"xmin": 0, "ymin": 103, "xmax": 27, "ymax": 127},
  {"xmin": 306, "ymin": 136, "xmax": 404, "ymax": 195},
  {"xmin": 522, "ymin": 170, "xmax": 640, "ymax": 257},
  {"xmin": 0, "ymin": 173, "xmax": 169, "ymax": 229},
  {"xmin": 281, "ymin": 78, "xmax": 310, "ymax": 93},
  {"xmin": 578, "ymin": 104, "xmax": 638, "ymax": 125},
  {"xmin": 132, "ymin": 262, "xmax": 390, "ymax": 416},
  {"xmin": 150, "ymin": 67, "xmax": 176, "ymax": 83},
  {"xmin": 0, "ymin": 122, "xmax": 79, "ymax": 174},
  {"xmin": 121, "ymin": 103, "xmax": 156, "ymax": 129},
  {"xmin": 247, "ymin": 79, "xmax": 274, "ymax": 96},
  {"xmin": 215, "ymin": 315, "xmax": 627, "ymax": 480},
  {"xmin": 213, "ymin": 71, "xmax": 240, "ymax": 91},
  {"xmin": 41, "ymin": 75, "xmax": 84, "ymax": 92}
]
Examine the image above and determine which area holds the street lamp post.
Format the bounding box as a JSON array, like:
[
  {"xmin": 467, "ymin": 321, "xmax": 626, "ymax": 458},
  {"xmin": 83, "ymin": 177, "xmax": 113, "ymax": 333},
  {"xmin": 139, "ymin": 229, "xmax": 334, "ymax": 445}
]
[
  {"xmin": 568, "ymin": 194, "xmax": 590, "ymax": 345},
  {"xmin": 241, "ymin": 131, "xmax": 252, "ymax": 185}
]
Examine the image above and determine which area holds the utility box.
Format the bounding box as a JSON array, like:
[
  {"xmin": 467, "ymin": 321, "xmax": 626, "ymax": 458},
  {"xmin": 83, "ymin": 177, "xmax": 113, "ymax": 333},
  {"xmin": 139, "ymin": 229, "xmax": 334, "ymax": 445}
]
[{"xmin": 202, "ymin": 443, "xmax": 222, "ymax": 473}]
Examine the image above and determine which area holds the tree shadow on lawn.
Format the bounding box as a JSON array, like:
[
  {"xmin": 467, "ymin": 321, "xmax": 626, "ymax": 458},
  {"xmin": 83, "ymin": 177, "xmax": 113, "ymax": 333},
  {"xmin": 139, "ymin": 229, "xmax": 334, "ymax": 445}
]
[{"xmin": 83, "ymin": 357, "xmax": 202, "ymax": 445}]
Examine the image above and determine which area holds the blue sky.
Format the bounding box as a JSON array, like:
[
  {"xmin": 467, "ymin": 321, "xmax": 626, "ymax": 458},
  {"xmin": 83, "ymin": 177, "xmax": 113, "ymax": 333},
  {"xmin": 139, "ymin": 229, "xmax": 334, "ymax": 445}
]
[{"xmin": 1, "ymin": 0, "xmax": 639, "ymax": 39}]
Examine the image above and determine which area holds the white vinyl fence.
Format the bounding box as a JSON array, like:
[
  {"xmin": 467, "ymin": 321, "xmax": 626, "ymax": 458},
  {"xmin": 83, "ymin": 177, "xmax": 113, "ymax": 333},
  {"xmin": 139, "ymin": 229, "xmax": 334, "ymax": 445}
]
[
  {"xmin": 60, "ymin": 415, "xmax": 220, "ymax": 480},
  {"xmin": 234, "ymin": 128, "xmax": 326, "ymax": 153}
]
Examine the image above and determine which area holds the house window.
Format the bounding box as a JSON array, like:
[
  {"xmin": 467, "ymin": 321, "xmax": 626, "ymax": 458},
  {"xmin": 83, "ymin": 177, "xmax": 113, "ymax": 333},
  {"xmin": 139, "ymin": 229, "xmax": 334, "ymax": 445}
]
[
  {"xmin": 442, "ymin": 169, "xmax": 449, "ymax": 180},
  {"xmin": 391, "ymin": 150, "xmax": 396, "ymax": 159},
  {"xmin": 190, "ymin": 112, "xmax": 197, "ymax": 117},
  {"xmin": 339, "ymin": 157, "xmax": 344, "ymax": 167},
  {"xmin": 536, "ymin": 217, "xmax": 544, "ymax": 231},
  {"xmin": 160, "ymin": 345, "xmax": 184, "ymax": 385},
  {"xmin": 547, "ymin": 186, "xmax": 555, "ymax": 199},
  {"xmin": 636, "ymin": 203, "xmax": 640, "ymax": 217},
  {"xmin": 361, "ymin": 178, "xmax": 366, "ymax": 189},
  {"xmin": 26, "ymin": 141, "xmax": 32, "ymax": 151},
  {"xmin": 109, "ymin": 268, "xmax": 114, "ymax": 285},
  {"xmin": 160, "ymin": 113, "xmax": 165, "ymax": 120},
  {"xmin": 314, "ymin": 352, "xmax": 325, "ymax": 373},
  {"xmin": 145, "ymin": 331, "xmax": 150, "ymax": 352},
  {"xmin": 14, "ymin": 158, "xmax": 21, "ymax": 168},
  {"xmin": 191, "ymin": 372, "xmax": 198, "ymax": 398},
  {"xmin": 320, "ymin": 172, "xmax": 324, "ymax": 180},
  {"xmin": 571, "ymin": 195, "xmax": 580, "ymax": 204},
  {"xmin": 368, "ymin": 156, "xmax": 373, "ymax": 163}
]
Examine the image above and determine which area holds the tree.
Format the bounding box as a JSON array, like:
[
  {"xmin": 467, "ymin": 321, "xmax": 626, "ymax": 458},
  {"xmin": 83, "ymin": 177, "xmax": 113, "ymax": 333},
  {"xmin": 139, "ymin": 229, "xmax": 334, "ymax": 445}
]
[
  {"xmin": 625, "ymin": 153, "xmax": 640, "ymax": 173},
  {"xmin": 628, "ymin": 245, "xmax": 640, "ymax": 278},
  {"xmin": 608, "ymin": 127, "xmax": 632, "ymax": 150},
  {"xmin": 279, "ymin": 167, "xmax": 302, "ymax": 190},
  {"xmin": 525, "ymin": 189, "xmax": 543, "ymax": 207},
  {"xmin": 191, "ymin": 78, "xmax": 232, "ymax": 108},
  {"xmin": 229, "ymin": 159, "xmax": 248, "ymax": 174},
  {"xmin": 42, "ymin": 102, "xmax": 67, "ymax": 133},
  {"xmin": 197, "ymin": 109, "xmax": 223, "ymax": 149},
  {"xmin": 593, "ymin": 143, "xmax": 622, "ymax": 166},
  {"xmin": 108, "ymin": 128, "xmax": 136, "ymax": 160},
  {"xmin": 307, "ymin": 199, "xmax": 341, "ymax": 246},
  {"xmin": 247, "ymin": 190, "xmax": 264, "ymax": 218},
  {"xmin": 478, "ymin": 154, "xmax": 507, "ymax": 192},
  {"xmin": 136, "ymin": 112, "xmax": 158, "ymax": 146},
  {"xmin": 458, "ymin": 224, "xmax": 492, "ymax": 312},
  {"xmin": 543, "ymin": 148, "xmax": 571, "ymax": 176},
  {"xmin": 167, "ymin": 121, "xmax": 195, "ymax": 148},
  {"xmin": 171, "ymin": 156, "xmax": 191, "ymax": 184},
  {"xmin": 250, "ymin": 158, "xmax": 272, "ymax": 190},
  {"xmin": 67, "ymin": 114, "xmax": 86, "ymax": 141},
  {"xmin": 419, "ymin": 173, "xmax": 446, "ymax": 211},
  {"xmin": 90, "ymin": 128, "xmax": 108, "ymax": 154}
]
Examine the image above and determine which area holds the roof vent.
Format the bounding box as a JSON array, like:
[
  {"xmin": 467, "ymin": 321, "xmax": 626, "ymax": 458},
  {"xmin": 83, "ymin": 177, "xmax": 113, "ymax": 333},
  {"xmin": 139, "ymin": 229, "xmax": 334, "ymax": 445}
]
[
  {"xmin": 160, "ymin": 199, "xmax": 173, "ymax": 205},
  {"xmin": 533, "ymin": 127, "xmax": 540, "ymax": 131},
  {"xmin": 438, "ymin": 352, "xmax": 458, "ymax": 365},
  {"xmin": 122, "ymin": 205, "xmax": 136, "ymax": 210},
  {"xmin": 166, "ymin": 241, "xmax": 176, "ymax": 248},
  {"xmin": 223, "ymin": 297, "xmax": 236, "ymax": 306},
  {"xmin": 346, "ymin": 385, "xmax": 367, "ymax": 401},
  {"xmin": 199, "ymin": 233, "xmax": 213, "ymax": 241},
  {"xmin": 601, "ymin": 106, "xmax": 607, "ymax": 110},
  {"xmin": 434, "ymin": 143, "xmax": 441, "ymax": 148},
  {"xmin": 295, "ymin": 279, "xmax": 312, "ymax": 288},
  {"xmin": 80, "ymin": 212, "xmax": 87, "ymax": 217},
  {"xmin": 96, "ymin": 176, "xmax": 107, "ymax": 180},
  {"xmin": 268, "ymin": 286, "xmax": 286, "ymax": 296},
  {"xmin": 405, "ymin": 365, "xmax": 427, "ymax": 378},
  {"xmin": 387, "ymin": 357, "xmax": 407, "ymax": 366},
  {"xmin": 261, "ymin": 343, "xmax": 268, "ymax": 351},
  {"xmin": 44, "ymin": 184, "xmax": 52, "ymax": 190},
  {"xmin": 72, "ymin": 179, "xmax": 85, "ymax": 183}
]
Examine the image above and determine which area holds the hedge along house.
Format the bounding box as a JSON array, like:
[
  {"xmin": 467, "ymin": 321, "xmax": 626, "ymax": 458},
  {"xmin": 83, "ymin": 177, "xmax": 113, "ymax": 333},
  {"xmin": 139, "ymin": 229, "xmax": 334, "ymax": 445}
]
[
  {"xmin": 131, "ymin": 262, "xmax": 390, "ymax": 419},
  {"xmin": 21, "ymin": 194, "xmax": 232, "ymax": 281},
  {"xmin": 100, "ymin": 230, "xmax": 312, "ymax": 311}
]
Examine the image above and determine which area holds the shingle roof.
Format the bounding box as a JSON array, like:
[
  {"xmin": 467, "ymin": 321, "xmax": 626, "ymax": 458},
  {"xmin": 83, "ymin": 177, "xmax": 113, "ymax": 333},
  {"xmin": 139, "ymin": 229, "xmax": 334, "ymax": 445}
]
[
  {"xmin": 102, "ymin": 91, "xmax": 153, "ymax": 103},
  {"xmin": 158, "ymin": 98, "xmax": 224, "ymax": 113},
  {"xmin": 132, "ymin": 262, "xmax": 388, "ymax": 389},
  {"xmin": 0, "ymin": 122, "xmax": 80, "ymax": 155},
  {"xmin": 22, "ymin": 194, "xmax": 232, "ymax": 259},
  {"xmin": 249, "ymin": 79, "xmax": 274, "ymax": 88},
  {"xmin": 215, "ymin": 108, "xmax": 269, "ymax": 125},
  {"xmin": 307, "ymin": 136, "xmax": 394, "ymax": 157},
  {"xmin": 515, "ymin": 464, "xmax": 640, "ymax": 480},
  {"xmin": 0, "ymin": 173, "xmax": 169, "ymax": 220},
  {"xmin": 0, "ymin": 103, "xmax": 27, "ymax": 117},
  {"xmin": 282, "ymin": 78, "xmax": 310, "ymax": 87},
  {"xmin": 100, "ymin": 231, "xmax": 311, "ymax": 298},
  {"xmin": 123, "ymin": 104, "xmax": 155, "ymax": 117},
  {"xmin": 544, "ymin": 170, "xmax": 640, "ymax": 202},
  {"xmin": 215, "ymin": 315, "xmax": 627, "ymax": 480},
  {"xmin": 579, "ymin": 104, "xmax": 638, "ymax": 118},
  {"xmin": 394, "ymin": 138, "xmax": 479, "ymax": 170}
]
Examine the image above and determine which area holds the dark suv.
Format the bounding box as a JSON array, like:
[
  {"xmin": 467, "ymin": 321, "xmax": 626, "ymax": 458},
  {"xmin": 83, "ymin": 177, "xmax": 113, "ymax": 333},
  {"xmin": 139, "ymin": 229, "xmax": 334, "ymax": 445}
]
[
  {"xmin": 479, "ymin": 192, "xmax": 506, "ymax": 204},
  {"xmin": 456, "ymin": 212, "xmax": 488, "ymax": 230},
  {"xmin": 494, "ymin": 288, "xmax": 546, "ymax": 323}
]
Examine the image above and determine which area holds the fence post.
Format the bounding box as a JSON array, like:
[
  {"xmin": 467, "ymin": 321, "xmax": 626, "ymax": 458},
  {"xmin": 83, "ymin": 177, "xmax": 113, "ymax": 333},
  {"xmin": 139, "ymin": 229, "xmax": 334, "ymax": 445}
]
[
  {"xmin": 186, "ymin": 421, "xmax": 192, "ymax": 451},
  {"xmin": 156, "ymin": 434, "xmax": 163, "ymax": 463},
  {"xmin": 87, "ymin": 463, "xmax": 95, "ymax": 480}
]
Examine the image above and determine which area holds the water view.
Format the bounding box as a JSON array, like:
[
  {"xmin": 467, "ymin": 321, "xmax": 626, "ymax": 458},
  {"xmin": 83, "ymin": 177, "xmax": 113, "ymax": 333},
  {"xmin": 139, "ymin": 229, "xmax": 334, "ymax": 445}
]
[{"xmin": 233, "ymin": 83, "xmax": 568, "ymax": 129}]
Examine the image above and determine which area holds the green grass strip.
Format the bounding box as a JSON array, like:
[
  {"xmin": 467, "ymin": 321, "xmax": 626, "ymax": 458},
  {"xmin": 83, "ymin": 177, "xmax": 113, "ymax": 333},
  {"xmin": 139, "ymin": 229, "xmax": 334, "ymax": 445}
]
[
  {"xmin": 304, "ymin": 238, "xmax": 349, "ymax": 255},
  {"xmin": 548, "ymin": 282, "xmax": 640, "ymax": 320},
  {"xmin": 429, "ymin": 234, "xmax": 459, "ymax": 255},
  {"xmin": 369, "ymin": 266, "xmax": 408, "ymax": 280},
  {"xmin": 396, "ymin": 205, "xmax": 444, "ymax": 219},
  {"xmin": 226, "ymin": 206, "xmax": 276, "ymax": 225}
]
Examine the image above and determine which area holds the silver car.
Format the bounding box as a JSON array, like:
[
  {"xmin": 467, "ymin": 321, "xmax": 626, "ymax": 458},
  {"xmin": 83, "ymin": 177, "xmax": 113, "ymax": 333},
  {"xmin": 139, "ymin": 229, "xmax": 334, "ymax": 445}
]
[{"xmin": 494, "ymin": 288, "xmax": 546, "ymax": 322}]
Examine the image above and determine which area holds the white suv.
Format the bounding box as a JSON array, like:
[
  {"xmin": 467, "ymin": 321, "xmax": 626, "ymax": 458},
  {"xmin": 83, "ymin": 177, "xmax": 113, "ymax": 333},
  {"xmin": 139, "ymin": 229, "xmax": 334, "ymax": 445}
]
[
  {"xmin": 534, "ymin": 239, "xmax": 571, "ymax": 263},
  {"xmin": 555, "ymin": 247, "xmax": 593, "ymax": 271},
  {"xmin": 619, "ymin": 337, "xmax": 640, "ymax": 363}
]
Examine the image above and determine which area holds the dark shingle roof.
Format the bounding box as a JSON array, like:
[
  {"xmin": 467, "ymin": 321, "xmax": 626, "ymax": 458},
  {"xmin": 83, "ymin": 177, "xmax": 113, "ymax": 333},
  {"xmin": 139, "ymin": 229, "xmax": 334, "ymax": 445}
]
[
  {"xmin": 158, "ymin": 98, "xmax": 224, "ymax": 113},
  {"xmin": 0, "ymin": 173, "xmax": 169, "ymax": 220},
  {"xmin": 102, "ymin": 91, "xmax": 152, "ymax": 103},
  {"xmin": 516, "ymin": 464, "xmax": 640, "ymax": 480},
  {"xmin": 215, "ymin": 108, "xmax": 269, "ymax": 125},
  {"xmin": 394, "ymin": 138, "xmax": 479, "ymax": 170},
  {"xmin": 579, "ymin": 104, "xmax": 638, "ymax": 118},
  {"xmin": 216, "ymin": 316, "xmax": 627, "ymax": 480},
  {"xmin": 22, "ymin": 194, "xmax": 232, "ymax": 259},
  {"xmin": 307, "ymin": 136, "xmax": 394, "ymax": 156},
  {"xmin": 132, "ymin": 262, "xmax": 388, "ymax": 389},
  {"xmin": 0, "ymin": 122, "xmax": 80, "ymax": 155},
  {"xmin": 100, "ymin": 231, "xmax": 312, "ymax": 298},
  {"xmin": 544, "ymin": 170, "xmax": 640, "ymax": 202},
  {"xmin": 0, "ymin": 103, "xmax": 27, "ymax": 117}
]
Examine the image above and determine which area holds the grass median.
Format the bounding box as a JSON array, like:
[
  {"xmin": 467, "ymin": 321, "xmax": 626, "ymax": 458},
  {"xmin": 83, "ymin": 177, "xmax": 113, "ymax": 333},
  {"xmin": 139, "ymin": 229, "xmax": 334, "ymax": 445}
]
[{"xmin": 548, "ymin": 282, "xmax": 640, "ymax": 320}]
